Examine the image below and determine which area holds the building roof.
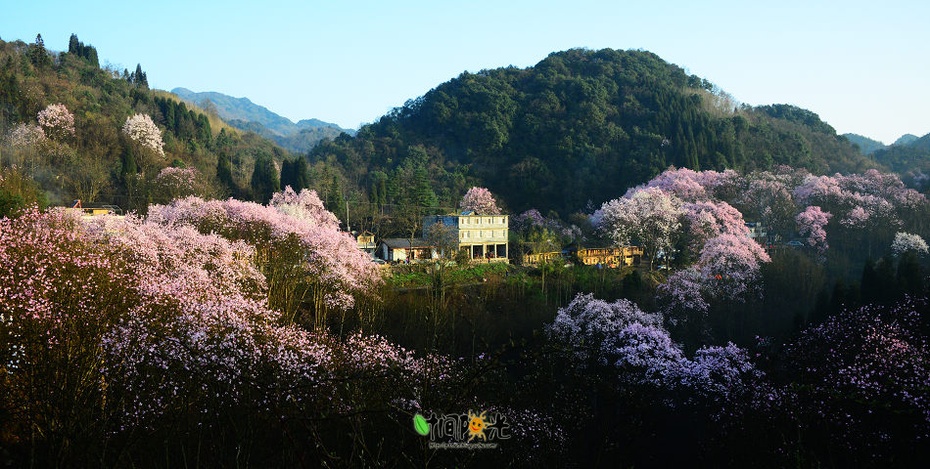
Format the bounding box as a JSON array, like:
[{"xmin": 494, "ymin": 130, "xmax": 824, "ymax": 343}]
[{"xmin": 380, "ymin": 238, "xmax": 433, "ymax": 249}]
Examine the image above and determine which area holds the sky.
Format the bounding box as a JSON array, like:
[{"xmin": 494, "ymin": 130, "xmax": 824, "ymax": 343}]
[{"xmin": 2, "ymin": 0, "xmax": 928, "ymax": 144}]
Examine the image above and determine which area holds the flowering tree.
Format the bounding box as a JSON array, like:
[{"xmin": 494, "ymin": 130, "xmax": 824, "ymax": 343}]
[
  {"xmin": 147, "ymin": 189, "xmax": 381, "ymax": 328},
  {"xmin": 460, "ymin": 186, "xmax": 502, "ymax": 215},
  {"xmin": 786, "ymin": 298, "xmax": 930, "ymax": 463},
  {"xmin": 548, "ymin": 293, "xmax": 663, "ymax": 364},
  {"xmin": 122, "ymin": 113, "xmax": 165, "ymax": 157},
  {"xmin": 0, "ymin": 206, "xmax": 461, "ymax": 465},
  {"xmin": 153, "ymin": 166, "xmax": 201, "ymax": 202},
  {"xmin": 595, "ymin": 187, "xmax": 683, "ymax": 270},
  {"xmin": 682, "ymin": 200, "xmax": 748, "ymax": 258},
  {"xmin": 36, "ymin": 103, "xmax": 75, "ymax": 141},
  {"xmin": 697, "ymin": 233, "xmax": 771, "ymax": 300},
  {"xmin": 795, "ymin": 205, "xmax": 832, "ymax": 253},
  {"xmin": 8, "ymin": 122, "xmax": 46, "ymax": 148},
  {"xmin": 891, "ymin": 231, "xmax": 929, "ymax": 257}
]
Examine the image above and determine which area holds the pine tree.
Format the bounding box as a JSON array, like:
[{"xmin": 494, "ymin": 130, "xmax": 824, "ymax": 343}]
[
  {"xmin": 30, "ymin": 34, "xmax": 51, "ymax": 68},
  {"xmin": 250, "ymin": 152, "xmax": 279, "ymax": 203}
]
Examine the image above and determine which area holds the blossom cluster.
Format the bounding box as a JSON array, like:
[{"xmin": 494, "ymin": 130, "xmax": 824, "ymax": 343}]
[
  {"xmin": 549, "ymin": 293, "xmax": 763, "ymax": 407},
  {"xmin": 891, "ymin": 231, "xmax": 929, "ymax": 257},
  {"xmin": 7, "ymin": 122, "xmax": 46, "ymax": 148},
  {"xmin": 36, "ymin": 103, "xmax": 75, "ymax": 140},
  {"xmin": 460, "ymin": 186, "xmax": 502, "ymax": 215},
  {"xmin": 0, "ymin": 203, "xmax": 456, "ymax": 436},
  {"xmin": 122, "ymin": 113, "xmax": 165, "ymax": 157}
]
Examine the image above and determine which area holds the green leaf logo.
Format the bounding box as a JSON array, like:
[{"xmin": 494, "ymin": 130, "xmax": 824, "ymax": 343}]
[{"xmin": 413, "ymin": 413, "xmax": 430, "ymax": 436}]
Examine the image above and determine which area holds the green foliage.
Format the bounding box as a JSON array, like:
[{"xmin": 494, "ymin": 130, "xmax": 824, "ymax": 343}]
[
  {"xmin": 0, "ymin": 35, "xmax": 291, "ymax": 209},
  {"xmin": 250, "ymin": 150, "xmax": 279, "ymax": 203},
  {"xmin": 309, "ymin": 48, "xmax": 874, "ymax": 218}
]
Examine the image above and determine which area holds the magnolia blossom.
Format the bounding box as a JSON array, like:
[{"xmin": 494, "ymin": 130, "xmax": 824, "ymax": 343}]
[
  {"xmin": 37, "ymin": 103, "xmax": 75, "ymax": 140},
  {"xmin": 8, "ymin": 123, "xmax": 46, "ymax": 147},
  {"xmin": 550, "ymin": 293, "xmax": 763, "ymax": 403},
  {"xmin": 549, "ymin": 293, "xmax": 663, "ymax": 363},
  {"xmin": 891, "ymin": 232, "xmax": 929, "ymax": 256},
  {"xmin": 786, "ymin": 298, "xmax": 930, "ymax": 460},
  {"xmin": 595, "ymin": 187, "xmax": 683, "ymax": 269},
  {"xmin": 796, "ymin": 205, "xmax": 831, "ymax": 253},
  {"xmin": 460, "ymin": 186, "xmax": 502, "ymax": 215},
  {"xmin": 122, "ymin": 113, "xmax": 165, "ymax": 157},
  {"xmin": 154, "ymin": 166, "xmax": 200, "ymax": 199}
]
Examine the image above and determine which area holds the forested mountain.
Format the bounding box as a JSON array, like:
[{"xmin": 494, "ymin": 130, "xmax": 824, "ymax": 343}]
[
  {"xmin": 873, "ymin": 132, "xmax": 930, "ymax": 187},
  {"xmin": 843, "ymin": 133, "xmax": 886, "ymax": 155},
  {"xmin": 309, "ymin": 48, "xmax": 876, "ymax": 217},
  {"xmin": 171, "ymin": 87, "xmax": 352, "ymax": 154},
  {"xmin": 0, "ymin": 34, "xmax": 289, "ymax": 213}
]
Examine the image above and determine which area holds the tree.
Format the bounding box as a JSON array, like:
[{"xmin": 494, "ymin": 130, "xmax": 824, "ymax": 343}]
[
  {"xmin": 121, "ymin": 113, "xmax": 165, "ymax": 157},
  {"xmin": 796, "ymin": 205, "xmax": 831, "ymax": 254},
  {"xmin": 29, "ymin": 34, "xmax": 51, "ymax": 68},
  {"xmin": 280, "ymin": 156, "xmax": 309, "ymax": 191},
  {"xmin": 37, "ymin": 103, "xmax": 76, "ymax": 141},
  {"xmin": 595, "ymin": 187, "xmax": 684, "ymax": 270},
  {"xmin": 460, "ymin": 186, "xmax": 501, "ymax": 215},
  {"xmin": 891, "ymin": 232, "xmax": 928, "ymax": 257},
  {"xmin": 250, "ymin": 152, "xmax": 279, "ymax": 203}
]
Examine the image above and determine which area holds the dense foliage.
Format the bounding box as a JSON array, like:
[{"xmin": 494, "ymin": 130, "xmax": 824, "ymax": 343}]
[
  {"xmin": 309, "ymin": 48, "xmax": 875, "ymax": 221},
  {"xmin": 0, "ymin": 35, "xmax": 289, "ymax": 212}
]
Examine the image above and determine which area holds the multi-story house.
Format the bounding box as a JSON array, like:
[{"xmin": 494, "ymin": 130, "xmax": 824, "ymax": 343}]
[{"xmin": 422, "ymin": 211, "xmax": 509, "ymax": 263}]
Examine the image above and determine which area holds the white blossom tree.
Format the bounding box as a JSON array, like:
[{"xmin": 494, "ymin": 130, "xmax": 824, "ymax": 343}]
[
  {"xmin": 594, "ymin": 187, "xmax": 683, "ymax": 270},
  {"xmin": 122, "ymin": 113, "xmax": 165, "ymax": 157},
  {"xmin": 891, "ymin": 232, "xmax": 929, "ymax": 257}
]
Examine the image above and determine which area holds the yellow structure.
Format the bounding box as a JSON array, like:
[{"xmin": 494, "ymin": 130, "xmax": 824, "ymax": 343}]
[{"xmin": 422, "ymin": 212, "xmax": 509, "ymax": 263}]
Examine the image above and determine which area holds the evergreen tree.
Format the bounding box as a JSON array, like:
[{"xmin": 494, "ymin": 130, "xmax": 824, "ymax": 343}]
[
  {"xmin": 30, "ymin": 34, "xmax": 51, "ymax": 68},
  {"xmin": 250, "ymin": 151, "xmax": 279, "ymax": 203}
]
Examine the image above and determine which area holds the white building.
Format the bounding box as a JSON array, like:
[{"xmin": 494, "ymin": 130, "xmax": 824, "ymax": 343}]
[{"xmin": 422, "ymin": 211, "xmax": 509, "ymax": 262}]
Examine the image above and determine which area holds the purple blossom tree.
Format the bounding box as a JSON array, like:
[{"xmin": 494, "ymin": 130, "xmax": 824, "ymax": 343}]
[
  {"xmin": 785, "ymin": 298, "xmax": 930, "ymax": 462},
  {"xmin": 460, "ymin": 186, "xmax": 502, "ymax": 215}
]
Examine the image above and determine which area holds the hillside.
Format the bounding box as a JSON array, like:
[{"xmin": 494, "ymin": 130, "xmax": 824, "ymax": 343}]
[
  {"xmin": 873, "ymin": 132, "xmax": 930, "ymax": 186},
  {"xmin": 171, "ymin": 87, "xmax": 352, "ymax": 154},
  {"xmin": 0, "ymin": 34, "xmax": 289, "ymax": 213},
  {"xmin": 843, "ymin": 133, "xmax": 886, "ymax": 155},
  {"xmin": 309, "ymin": 48, "xmax": 876, "ymax": 218}
]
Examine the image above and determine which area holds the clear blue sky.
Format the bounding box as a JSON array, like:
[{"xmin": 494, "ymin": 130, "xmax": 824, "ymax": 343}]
[{"xmin": 3, "ymin": 0, "xmax": 927, "ymax": 144}]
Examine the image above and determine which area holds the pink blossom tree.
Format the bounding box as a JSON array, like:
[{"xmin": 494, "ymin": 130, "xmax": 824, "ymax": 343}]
[
  {"xmin": 153, "ymin": 166, "xmax": 201, "ymax": 202},
  {"xmin": 147, "ymin": 190, "xmax": 381, "ymax": 329},
  {"xmin": 460, "ymin": 186, "xmax": 502, "ymax": 215},
  {"xmin": 795, "ymin": 205, "xmax": 832, "ymax": 253},
  {"xmin": 36, "ymin": 103, "xmax": 75, "ymax": 141}
]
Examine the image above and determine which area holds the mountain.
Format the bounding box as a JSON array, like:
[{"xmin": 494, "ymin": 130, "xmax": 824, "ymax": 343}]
[
  {"xmin": 873, "ymin": 132, "xmax": 930, "ymax": 183},
  {"xmin": 0, "ymin": 35, "xmax": 287, "ymax": 212},
  {"xmin": 893, "ymin": 134, "xmax": 920, "ymax": 146},
  {"xmin": 308, "ymin": 48, "xmax": 875, "ymax": 216},
  {"xmin": 843, "ymin": 133, "xmax": 886, "ymax": 155},
  {"xmin": 171, "ymin": 88, "xmax": 353, "ymax": 153}
]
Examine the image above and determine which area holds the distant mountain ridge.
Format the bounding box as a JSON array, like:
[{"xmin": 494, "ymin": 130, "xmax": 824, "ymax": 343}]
[
  {"xmin": 842, "ymin": 132, "xmax": 930, "ymax": 156},
  {"xmin": 171, "ymin": 87, "xmax": 354, "ymax": 153}
]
